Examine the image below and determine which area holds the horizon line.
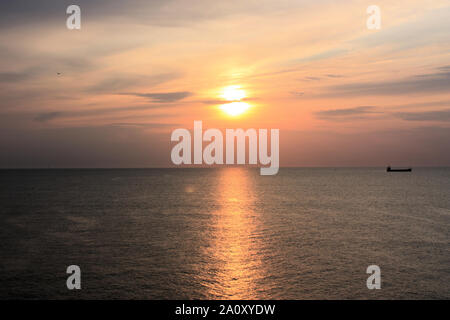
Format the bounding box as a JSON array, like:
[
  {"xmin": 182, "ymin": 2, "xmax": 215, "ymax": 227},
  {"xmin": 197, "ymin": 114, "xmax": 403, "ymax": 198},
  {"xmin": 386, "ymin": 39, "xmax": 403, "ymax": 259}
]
[{"xmin": 1, "ymin": 166, "xmax": 449, "ymax": 170}]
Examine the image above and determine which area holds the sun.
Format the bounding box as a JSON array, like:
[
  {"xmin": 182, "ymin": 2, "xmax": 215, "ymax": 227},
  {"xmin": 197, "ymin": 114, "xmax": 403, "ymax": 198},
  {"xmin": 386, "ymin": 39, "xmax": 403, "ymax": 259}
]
[
  {"xmin": 220, "ymin": 102, "xmax": 251, "ymax": 116},
  {"xmin": 221, "ymin": 85, "xmax": 246, "ymax": 101},
  {"xmin": 219, "ymin": 85, "xmax": 250, "ymax": 116}
]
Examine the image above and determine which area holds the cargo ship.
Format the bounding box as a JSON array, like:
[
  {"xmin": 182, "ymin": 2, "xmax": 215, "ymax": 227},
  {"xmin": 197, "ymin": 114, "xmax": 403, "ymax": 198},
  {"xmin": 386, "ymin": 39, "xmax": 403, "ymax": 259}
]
[{"xmin": 386, "ymin": 166, "xmax": 412, "ymax": 172}]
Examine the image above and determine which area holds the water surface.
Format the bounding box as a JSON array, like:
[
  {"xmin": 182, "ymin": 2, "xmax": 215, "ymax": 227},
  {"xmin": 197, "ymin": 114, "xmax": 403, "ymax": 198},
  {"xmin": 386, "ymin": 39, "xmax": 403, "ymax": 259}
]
[{"xmin": 0, "ymin": 168, "xmax": 449, "ymax": 299}]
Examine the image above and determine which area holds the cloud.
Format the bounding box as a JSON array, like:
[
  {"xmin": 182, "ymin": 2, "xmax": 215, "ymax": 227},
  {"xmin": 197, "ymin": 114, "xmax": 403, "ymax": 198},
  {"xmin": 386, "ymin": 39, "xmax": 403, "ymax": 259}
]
[
  {"xmin": 304, "ymin": 76, "xmax": 321, "ymax": 81},
  {"xmin": 394, "ymin": 109, "xmax": 450, "ymax": 122},
  {"xmin": 437, "ymin": 65, "xmax": 450, "ymax": 72},
  {"xmin": 299, "ymin": 74, "xmax": 344, "ymax": 83},
  {"xmin": 86, "ymin": 78, "xmax": 144, "ymax": 94},
  {"xmin": 352, "ymin": 6, "xmax": 450, "ymax": 53},
  {"xmin": 324, "ymin": 68, "xmax": 450, "ymax": 96},
  {"xmin": 33, "ymin": 105, "xmax": 176, "ymax": 122},
  {"xmin": 290, "ymin": 91, "xmax": 305, "ymax": 97},
  {"xmin": 198, "ymin": 99, "xmax": 229, "ymax": 105},
  {"xmin": 391, "ymin": 99, "xmax": 450, "ymax": 110},
  {"xmin": 316, "ymin": 106, "xmax": 450, "ymax": 123},
  {"xmin": 0, "ymin": 72, "xmax": 31, "ymax": 83},
  {"xmin": 325, "ymin": 74, "xmax": 343, "ymax": 78},
  {"xmin": 315, "ymin": 106, "xmax": 381, "ymax": 120},
  {"xmin": 85, "ymin": 73, "xmax": 180, "ymax": 94},
  {"xmin": 122, "ymin": 91, "xmax": 192, "ymax": 103},
  {"xmin": 108, "ymin": 122, "xmax": 179, "ymax": 128},
  {"xmin": 197, "ymin": 97, "xmax": 257, "ymax": 105},
  {"xmin": 296, "ymin": 48, "xmax": 348, "ymax": 63},
  {"xmin": 0, "ymin": 0, "xmax": 314, "ymax": 29},
  {"xmin": 34, "ymin": 112, "xmax": 63, "ymax": 122},
  {"xmin": 0, "ymin": 67, "xmax": 45, "ymax": 83}
]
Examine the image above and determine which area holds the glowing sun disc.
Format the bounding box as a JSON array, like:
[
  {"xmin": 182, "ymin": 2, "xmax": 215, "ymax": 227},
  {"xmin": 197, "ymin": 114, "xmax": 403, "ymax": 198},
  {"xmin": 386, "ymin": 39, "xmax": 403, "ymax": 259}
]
[
  {"xmin": 221, "ymin": 85, "xmax": 246, "ymax": 101},
  {"xmin": 220, "ymin": 102, "xmax": 250, "ymax": 116}
]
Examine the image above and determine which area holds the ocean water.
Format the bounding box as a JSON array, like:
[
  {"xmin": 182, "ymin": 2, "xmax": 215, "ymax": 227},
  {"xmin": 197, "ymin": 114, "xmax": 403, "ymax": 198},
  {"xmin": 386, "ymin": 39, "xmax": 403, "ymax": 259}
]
[{"xmin": 0, "ymin": 168, "xmax": 449, "ymax": 299}]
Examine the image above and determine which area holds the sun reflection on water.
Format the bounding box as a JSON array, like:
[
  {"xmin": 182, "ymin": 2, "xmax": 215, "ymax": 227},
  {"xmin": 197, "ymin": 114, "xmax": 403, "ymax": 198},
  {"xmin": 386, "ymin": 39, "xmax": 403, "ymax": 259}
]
[{"xmin": 204, "ymin": 168, "xmax": 266, "ymax": 299}]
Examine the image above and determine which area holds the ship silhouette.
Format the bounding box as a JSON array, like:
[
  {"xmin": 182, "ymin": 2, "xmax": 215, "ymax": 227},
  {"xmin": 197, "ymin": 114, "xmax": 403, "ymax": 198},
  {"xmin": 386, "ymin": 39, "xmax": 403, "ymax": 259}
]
[{"xmin": 386, "ymin": 166, "xmax": 412, "ymax": 172}]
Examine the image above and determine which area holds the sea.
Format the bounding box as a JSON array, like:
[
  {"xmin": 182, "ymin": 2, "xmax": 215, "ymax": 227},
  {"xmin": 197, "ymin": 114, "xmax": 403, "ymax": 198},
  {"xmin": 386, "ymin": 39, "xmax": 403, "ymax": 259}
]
[{"xmin": 0, "ymin": 168, "xmax": 449, "ymax": 299}]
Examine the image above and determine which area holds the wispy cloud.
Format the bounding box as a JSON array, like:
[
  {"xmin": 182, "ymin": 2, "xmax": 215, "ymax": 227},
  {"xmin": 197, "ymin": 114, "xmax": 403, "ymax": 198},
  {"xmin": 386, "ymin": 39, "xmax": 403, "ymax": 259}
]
[
  {"xmin": 0, "ymin": 71, "xmax": 31, "ymax": 83},
  {"xmin": 296, "ymin": 48, "xmax": 348, "ymax": 63},
  {"xmin": 299, "ymin": 74, "xmax": 344, "ymax": 83},
  {"xmin": 0, "ymin": 66, "xmax": 45, "ymax": 83},
  {"xmin": 303, "ymin": 76, "xmax": 321, "ymax": 81},
  {"xmin": 121, "ymin": 91, "xmax": 192, "ymax": 103},
  {"xmin": 108, "ymin": 122, "xmax": 179, "ymax": 128},
  {"xmin": 86, "ymin": 73, "xmax": 180, "ymax": 94},
  {"xmin": 290, "ymin": 91, "xmax": 304, "ymax": 97},
  {"xmin": 315, "ymin": 106, "xmax": 382, "ymax": 121},
  {"xmin": 0, "ymin": 0, "xmax": 313, "ymax": 29},
  {"xmin": 437, "ymin": 65, "xmax": 450, "ymax": 72},
  {"xmin": 390, "ymin": 100, "xmax": 450, "ymax": 110},
  {"xmin": 324, "ymin": 68, "xmax": 450, "ymax": 96},
  {"xmin": 34, "ymin": 105, "xmax": 176, "ymax": 122},
  {"xmin": 352, "ymin": 6, "xmax": 450, "ymax": 53},
  {"xmin": 34, "ymin": 112, "xmax": 63, "ymax": 122},
  {"xmin": 394, "ymin": 109, "xmax": 450, "ymax": 122},
  {"xmin": 325, "ymin": 74, "xmax": 343, "ymax": 78}
]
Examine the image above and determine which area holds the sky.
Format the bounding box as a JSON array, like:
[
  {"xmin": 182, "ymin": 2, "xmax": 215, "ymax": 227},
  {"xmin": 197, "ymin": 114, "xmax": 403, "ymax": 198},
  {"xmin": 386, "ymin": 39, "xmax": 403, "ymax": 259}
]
[{"xmin": 0, "ymin": 0, "xmax": 449, "ymax": 167}]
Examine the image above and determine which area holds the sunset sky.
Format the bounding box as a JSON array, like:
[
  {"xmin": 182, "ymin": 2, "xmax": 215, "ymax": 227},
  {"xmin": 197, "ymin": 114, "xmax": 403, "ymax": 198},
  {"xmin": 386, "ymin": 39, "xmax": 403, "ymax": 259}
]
[{"xmin": 1, "ymin": 0, "xmax": 449, "ymax": 167}]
